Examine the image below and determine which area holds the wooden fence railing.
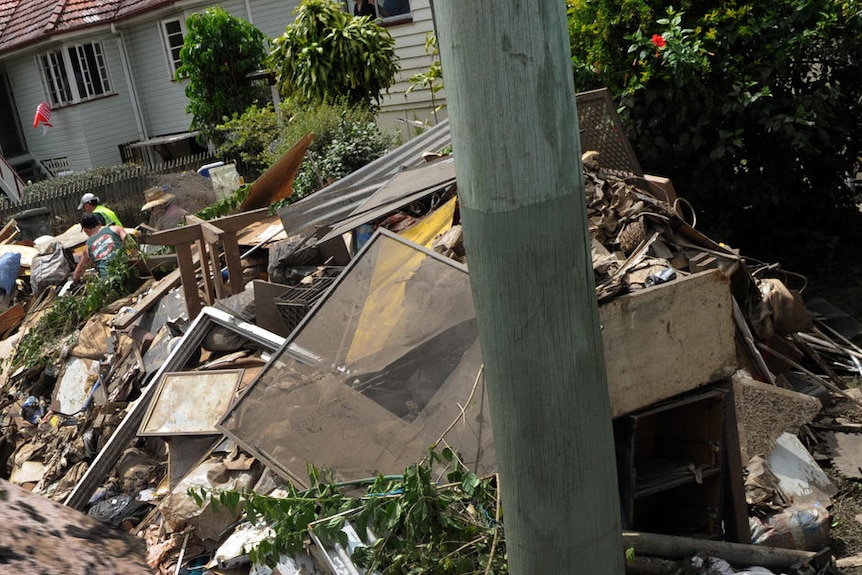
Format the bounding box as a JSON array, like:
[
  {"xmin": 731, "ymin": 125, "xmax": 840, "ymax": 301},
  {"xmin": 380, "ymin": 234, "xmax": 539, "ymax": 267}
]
[{"xmin": 0, "ymin": 153, "xmax": 217, "ymax": 225}]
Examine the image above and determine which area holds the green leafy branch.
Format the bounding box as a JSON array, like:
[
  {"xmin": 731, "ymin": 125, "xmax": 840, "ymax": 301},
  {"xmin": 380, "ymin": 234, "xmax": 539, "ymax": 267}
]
[
  {"xmin": 195, "ymin": 184, "xmax": 251, "ymax": 220},
  {"xmin": 11, "ymin": 239, "xmax": 139, "ymax": 372},
  {"xmin": 190, "ymin": 447, "xmax": 507, "ymax": 574}
]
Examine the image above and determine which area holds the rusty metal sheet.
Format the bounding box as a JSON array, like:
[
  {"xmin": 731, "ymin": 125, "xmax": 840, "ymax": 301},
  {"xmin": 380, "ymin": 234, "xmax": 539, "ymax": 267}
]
[
  {"xmin": 139, "ymin": 369, "xmax": 244, "ymax": 436},
  {"xmin": 276, "ymin": 119, "xmax": 452, "ymax": 239}
]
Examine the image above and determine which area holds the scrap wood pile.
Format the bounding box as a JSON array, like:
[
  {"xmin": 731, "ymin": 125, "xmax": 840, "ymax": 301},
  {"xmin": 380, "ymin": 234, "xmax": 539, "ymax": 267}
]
[{"xmin": 0, "ymin": 141, "xmax": 858, "ymax": 574}]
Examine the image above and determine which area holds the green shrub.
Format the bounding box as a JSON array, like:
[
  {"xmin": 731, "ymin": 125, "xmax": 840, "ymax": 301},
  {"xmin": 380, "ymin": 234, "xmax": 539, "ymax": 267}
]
[
  {"xmin": 568, "ymin": 0, "xmax": 862, "ymax": 269},
  {"xmin": 216, "ymin": 105, "xmax": 280, "ymax": 180},
  {"xmin": 215, "ymin": 100, "xmax": 397, "ymax": 206},
  {"xmin": 267, "ymin": 0, "xmax": 399, "ymax": 107},
  {"xmin": 280, "ymin": 101, "xmax": 397, "ymax": 202},
  {"xmin": 177, "ymin": 7, "xmax": 270, "ymax": 146}
]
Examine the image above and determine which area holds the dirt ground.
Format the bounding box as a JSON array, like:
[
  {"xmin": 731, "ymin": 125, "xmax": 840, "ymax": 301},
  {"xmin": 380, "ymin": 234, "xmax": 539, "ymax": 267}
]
[{"xmin": 816, "ymin": 396, "xmax": 862, "ymax": 574}]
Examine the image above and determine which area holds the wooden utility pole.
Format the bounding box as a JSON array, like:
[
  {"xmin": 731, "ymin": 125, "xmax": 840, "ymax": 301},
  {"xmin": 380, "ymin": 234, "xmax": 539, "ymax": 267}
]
[{"xmin": 433, "ymin": 2, "xmax": 624, "ymax": 573}]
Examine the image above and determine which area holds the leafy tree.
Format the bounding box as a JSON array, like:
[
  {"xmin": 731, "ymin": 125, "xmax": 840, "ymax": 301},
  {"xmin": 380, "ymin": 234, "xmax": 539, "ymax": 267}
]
[
  {"xmin": 406, "ymin": 32, "xmax": 445, "ymax": 127},
  {"xmin": 267, "ymin": 0, "xmax": 399, "ymax": 107},
  {"xmin": 177, "ymin": 7, "xmax": 269, "ymax": 145},
  {"xmin": 568, "ymin": 0, "xmax": 862, "ymax": 269}
]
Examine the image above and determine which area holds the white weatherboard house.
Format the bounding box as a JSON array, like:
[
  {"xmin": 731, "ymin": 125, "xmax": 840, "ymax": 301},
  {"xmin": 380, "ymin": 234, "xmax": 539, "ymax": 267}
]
[{"xmin": 0, "ymin": 0, "xmax": 444, "ymax": 200}]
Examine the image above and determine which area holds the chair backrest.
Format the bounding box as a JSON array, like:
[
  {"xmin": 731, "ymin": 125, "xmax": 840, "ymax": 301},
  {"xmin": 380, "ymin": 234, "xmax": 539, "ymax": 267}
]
[{"xmin": 576, "ymin": 88, "xmax": 643, "ymax": 179}]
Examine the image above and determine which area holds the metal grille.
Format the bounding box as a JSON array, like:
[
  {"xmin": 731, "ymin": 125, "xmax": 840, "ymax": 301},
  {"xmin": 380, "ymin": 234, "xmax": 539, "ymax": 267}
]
[
  {"xmin": 576, "ymin": 88, "xmax": 643, "ymax": 179},
  {"xmin": 275, "ymin": 267, "xmax": 344, "ymax": 334}
]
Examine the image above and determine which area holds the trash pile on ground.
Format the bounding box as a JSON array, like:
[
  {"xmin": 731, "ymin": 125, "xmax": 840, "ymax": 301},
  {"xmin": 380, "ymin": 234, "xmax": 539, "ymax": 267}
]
[{"xmin": 0, "ymin": 97, "xmax": 861, "ymax": 574}]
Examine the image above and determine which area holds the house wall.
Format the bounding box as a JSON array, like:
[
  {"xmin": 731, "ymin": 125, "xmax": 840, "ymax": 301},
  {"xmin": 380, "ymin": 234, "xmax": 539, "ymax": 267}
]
[
  {"xmin": 124, "ymin": 0, "xmax": 300, "ymax": 141},
  {"xmin": 377, "ymin": 0, "xmax": 448, "ymax": 143},
  {"xmin": 1, "ymin": 0, "xmax": 441, "ymax": 174},
  {"xmin": 248, "ymin": 0, "xmax": 302, "ymax": 41},
  {"xmin": 7, "ymin": 33, "xmax": 140, "ymax": 173},
  {"xmin": 123, "ymin": 19, "xmax": 194, "ymax": 139}
]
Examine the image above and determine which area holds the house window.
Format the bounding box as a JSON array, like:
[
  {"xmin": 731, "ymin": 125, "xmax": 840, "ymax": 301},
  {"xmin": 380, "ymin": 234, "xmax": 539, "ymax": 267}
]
[
  {"xmin": 38, "ymin": 42, "xmax": 111, "ymax": 107},
  {"xmin": 162, "ymin": 18, "xmax": 186, "ymax": 78},
  {"xmin": 39, "ymin": 52, "xmax": 74, "ymax": 106},
  {"xmin": 347, "ymin": 0, "xmax": 411, "ymax": 23},
  {"xmin": 377, "ymin": 0, "xmax": 411, "ymax": 21}
]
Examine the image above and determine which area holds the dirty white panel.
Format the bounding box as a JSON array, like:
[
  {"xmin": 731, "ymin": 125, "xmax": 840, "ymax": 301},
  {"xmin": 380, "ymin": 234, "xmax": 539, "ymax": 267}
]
[
  {"xmin": 139, "ymin": 370, "xmax": 243, "ymax": 436},
  {"xmin": 768, "ymin": 432, "xmax": 837, "ymax": 505},
  {"xmin": 51, "ymin": 356, "xmax": 98, "ymax": 415},
  {"xmin": 600, "ymin": 269, "xmax": 737, "ymax": 417}
]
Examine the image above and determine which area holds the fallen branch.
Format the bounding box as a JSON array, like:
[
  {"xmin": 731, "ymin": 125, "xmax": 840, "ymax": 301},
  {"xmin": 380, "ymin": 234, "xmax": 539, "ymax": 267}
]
[{"xmin": 622, "ymin": 531, "xmax": 816, "ymax": 569}]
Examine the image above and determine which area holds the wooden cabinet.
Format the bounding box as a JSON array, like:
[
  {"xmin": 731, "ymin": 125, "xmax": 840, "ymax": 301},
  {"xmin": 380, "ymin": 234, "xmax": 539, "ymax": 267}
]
[{"xmin": 614, "ymin": 385, "xmax": 747, "ymax": 541}]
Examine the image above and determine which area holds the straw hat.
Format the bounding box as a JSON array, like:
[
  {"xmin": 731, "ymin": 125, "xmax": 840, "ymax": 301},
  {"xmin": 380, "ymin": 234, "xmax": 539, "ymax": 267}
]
[{"xmin": 141, "ymin": 186, "xmax": 175, "ymax": 211}]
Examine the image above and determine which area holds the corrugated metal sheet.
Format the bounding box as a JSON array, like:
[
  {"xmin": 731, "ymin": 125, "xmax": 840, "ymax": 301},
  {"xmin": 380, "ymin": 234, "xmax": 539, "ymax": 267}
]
[
  {"xmin": 276, "ymin": 118, "xmax": 451, "ymax": 240},
  {"xmin": 276, "ymin": 90, "xmax": 639, "ymax": 242}
]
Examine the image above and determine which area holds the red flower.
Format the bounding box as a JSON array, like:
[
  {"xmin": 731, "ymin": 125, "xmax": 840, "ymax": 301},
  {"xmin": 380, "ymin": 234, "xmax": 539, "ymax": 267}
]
[{"xmin": 650, "ymin": 34, "xmax": 666, "ymax": 48}]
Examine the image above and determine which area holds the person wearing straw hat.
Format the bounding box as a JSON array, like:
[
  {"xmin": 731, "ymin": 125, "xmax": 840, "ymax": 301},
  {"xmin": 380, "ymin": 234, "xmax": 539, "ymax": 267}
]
[
  {"xmin": 78, "ymin": 193, "xmax": 123, "ymax": 227},
  {"xmin": 141, "ymin": 186, "xmax": 188, "ymax": 230}
]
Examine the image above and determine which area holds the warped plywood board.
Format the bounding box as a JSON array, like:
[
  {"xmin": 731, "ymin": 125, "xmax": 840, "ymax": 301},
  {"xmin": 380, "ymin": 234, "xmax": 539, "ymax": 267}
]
[{"xmin": 241, "ymin": 133, "xmax": 313, "ymax": 211}]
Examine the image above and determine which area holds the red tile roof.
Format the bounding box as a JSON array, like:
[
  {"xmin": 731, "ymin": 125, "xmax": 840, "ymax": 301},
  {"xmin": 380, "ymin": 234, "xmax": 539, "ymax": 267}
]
[{"xmin": 0, "ymin": 0, "xmax": 174, "ymax": 55}]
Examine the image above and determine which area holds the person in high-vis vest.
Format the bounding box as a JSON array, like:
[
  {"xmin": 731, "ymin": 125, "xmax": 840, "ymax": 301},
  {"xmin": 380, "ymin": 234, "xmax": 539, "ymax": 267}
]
[{"xmin": 78, "ymin": 192, "xmax": 123, "ymax": 227}]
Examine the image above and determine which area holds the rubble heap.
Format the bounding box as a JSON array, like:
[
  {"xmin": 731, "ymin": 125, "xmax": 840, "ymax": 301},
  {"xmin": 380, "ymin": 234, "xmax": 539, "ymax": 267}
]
[{"xmin": 0, "ymin": 130, "xmax": 858, "ymax": 574}]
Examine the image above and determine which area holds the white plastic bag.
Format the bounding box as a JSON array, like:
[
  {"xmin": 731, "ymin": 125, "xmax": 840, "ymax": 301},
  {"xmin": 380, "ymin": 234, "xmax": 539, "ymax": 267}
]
[{"xmin": 31, "ymin": 242, "xmax": 70, "ymax": 294}]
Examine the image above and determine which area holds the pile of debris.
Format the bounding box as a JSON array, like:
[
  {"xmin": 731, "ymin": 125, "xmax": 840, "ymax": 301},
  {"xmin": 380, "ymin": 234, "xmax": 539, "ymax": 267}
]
[{"xmin": 0, "ymin": 113, "xmax": 860, "ymax": 574}]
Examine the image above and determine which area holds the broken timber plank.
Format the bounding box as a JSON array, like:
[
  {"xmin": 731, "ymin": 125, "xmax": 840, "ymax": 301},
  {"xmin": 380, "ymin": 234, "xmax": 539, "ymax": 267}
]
[
  {"xmin": 732, "ymin": 297, "xmax": 777, "ymax": 385},
  {"xmin": 601, "ymin": 269, "xmax": 737, "ymax": 417},
  {"xmin": 113, "ymin": 268, "xmax": 182, "ymax": 330},
  {"xmin": 622, "ymin": 531, "xmax": 815, "ymax": 569},
  {"xmin": 757, "ymin": 341, "xmax": 862, "ymax": 410},
  {"xmin": 0, "ymin": 218, "xmax": 18, "ymax": 244}
]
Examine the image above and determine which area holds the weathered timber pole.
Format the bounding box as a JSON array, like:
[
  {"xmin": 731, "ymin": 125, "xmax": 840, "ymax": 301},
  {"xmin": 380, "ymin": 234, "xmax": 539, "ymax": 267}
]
[{"xmin": 433, "ymin": 1, "xmax": 624, "ymax": 573}]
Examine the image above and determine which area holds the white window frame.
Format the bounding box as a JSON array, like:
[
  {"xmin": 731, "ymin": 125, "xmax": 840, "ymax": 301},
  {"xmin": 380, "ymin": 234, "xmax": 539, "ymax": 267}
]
[
  {"xmin": 377, "ymin": 0, "xmax": 412, "ymax": 22},
  {"xmin": 161, "ymin": 17, "xmax": 187, "ymax": 79},
  {"xmin": 346, "ymin": 0, "xmax": 412, "ymax": 24},
  {"xmin": 38, "ymin": 41, "xmax": 112, "ymax": 107}
]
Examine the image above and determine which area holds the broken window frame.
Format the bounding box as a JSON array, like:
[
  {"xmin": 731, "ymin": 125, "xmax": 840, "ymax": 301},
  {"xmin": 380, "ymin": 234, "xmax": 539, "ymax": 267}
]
[
  {"xmin": 216, "ymin": 228, "xmax": 491, "ymax": 487},
  {"xmin": 64, "ymin": 306, "xmax": 285, "ymax": 510}
]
